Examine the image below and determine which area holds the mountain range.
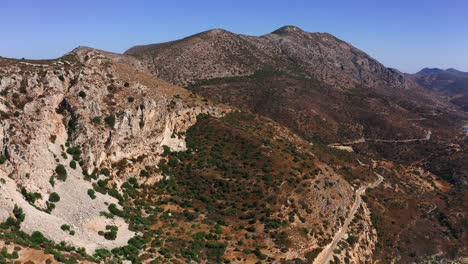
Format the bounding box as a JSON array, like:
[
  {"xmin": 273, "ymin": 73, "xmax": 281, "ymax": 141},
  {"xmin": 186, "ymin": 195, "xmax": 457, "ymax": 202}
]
[{"xmin": 0, "ymin": 26, "xmax": 466, "ymax": 264}]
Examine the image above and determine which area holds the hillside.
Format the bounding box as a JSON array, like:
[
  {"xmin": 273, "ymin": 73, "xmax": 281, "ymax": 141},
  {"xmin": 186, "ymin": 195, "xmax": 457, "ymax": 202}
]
[
  {"xmin": 0, "ymin": 47, "xmax": 388, "ymax": 263},
  {"xmin": 124, "ymin": 26, "xmax": 468, "ymax": 263},
  {"xmin": 125, "ymin": 26, "xmax": 467, "ymax": 168}
]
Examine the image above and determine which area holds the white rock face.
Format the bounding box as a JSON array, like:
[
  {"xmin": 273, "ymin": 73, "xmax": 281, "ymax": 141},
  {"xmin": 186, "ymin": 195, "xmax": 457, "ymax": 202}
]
[{"xmin": 0, "ymin": 48, "xmax": 228, "ymax": 253}]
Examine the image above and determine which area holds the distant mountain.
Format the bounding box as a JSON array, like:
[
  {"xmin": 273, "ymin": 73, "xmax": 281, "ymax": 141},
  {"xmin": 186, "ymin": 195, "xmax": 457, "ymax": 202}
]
[
  {"xmin": 417, "ymin": 68, "xmax": 446, "ymax": 74},
  {"xmin": 410, "ymin": 68, "xmax": 468, "ymax": 111}
]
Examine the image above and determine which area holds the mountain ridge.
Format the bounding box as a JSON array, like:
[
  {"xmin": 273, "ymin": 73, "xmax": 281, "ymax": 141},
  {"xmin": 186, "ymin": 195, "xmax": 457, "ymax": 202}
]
[{"xmin": 125, "ymin": 25, "xmax": 407, "ymax": 90}]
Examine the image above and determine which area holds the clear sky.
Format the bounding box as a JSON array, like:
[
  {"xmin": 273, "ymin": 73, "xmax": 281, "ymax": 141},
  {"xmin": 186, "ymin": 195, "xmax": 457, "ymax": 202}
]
[{"xmin": 1, "ymin": 0, "xmax": 467, "ymax": 73}]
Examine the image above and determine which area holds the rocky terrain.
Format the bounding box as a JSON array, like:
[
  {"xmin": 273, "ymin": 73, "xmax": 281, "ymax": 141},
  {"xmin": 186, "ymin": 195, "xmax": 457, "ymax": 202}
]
[
  {"xmin": 0, "ymin": 48, "xmax": 228, "ymax": 261},
  {"xmin": 0, "ymin": 45, "xmax": 376, "ymax": 263},
  {"xmin": 124, "ymin": 26, "xmax": 467, "ymax": 263},
  {"xmin": 0, "ymin": 26, "xmax": 466, "ymax": 263}
]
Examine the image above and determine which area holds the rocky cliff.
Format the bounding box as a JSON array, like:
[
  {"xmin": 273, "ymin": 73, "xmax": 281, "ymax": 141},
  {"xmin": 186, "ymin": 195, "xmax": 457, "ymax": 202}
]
[{"xmin": 0, "ymin": 47, "xmax": 228, "ymax": 252}]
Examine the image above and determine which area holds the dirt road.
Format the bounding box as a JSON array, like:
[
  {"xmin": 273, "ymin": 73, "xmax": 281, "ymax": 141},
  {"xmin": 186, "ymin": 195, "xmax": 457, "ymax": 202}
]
[
  {"xmin": 329, "ymin": 131, "xmax": 432, "ymax": 147},
  {"xmin": 313, "ymin": 173, "xmax": 384, "ymax": 264}
]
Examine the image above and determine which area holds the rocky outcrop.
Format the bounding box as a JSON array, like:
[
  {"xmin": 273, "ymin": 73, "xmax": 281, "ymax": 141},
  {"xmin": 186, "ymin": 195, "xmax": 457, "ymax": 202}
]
[{"xmin": 0, "ymin": 47, "xmax": 228, "ymax": 252}]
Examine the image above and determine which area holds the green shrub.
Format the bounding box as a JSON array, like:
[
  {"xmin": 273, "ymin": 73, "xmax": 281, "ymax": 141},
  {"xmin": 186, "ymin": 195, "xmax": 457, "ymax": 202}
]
[
  {"xmin": 104, "ymin": 114, "xmax": 116, "ymax": 128},
  {"xmin": 100, "ymin": 225, "xmax": 118, "ymax": 240},
  {"xmin": 107, "ymin": 189, "xmax": 123, "ymax": 202},
  {"xmin": 69, "ymin": 160, "xmax": 77, "ymax": 170},
  {"xmin": 55, "ymin": 165, "xmax": 67, "ymax": 181},
  {"xmin": 108, "ymin": 204, "xmax": 124, "ymax": 217},
  {"xmin": 46, "ymin": 201, "xmax": 56, "ymax": 213},
  {"xmin": 87, "ymin": 189, "xmax": 96, "ymax": 199},
  {"xmin": 21, "ymin": 188, "xmax": 41, "ymax": 204},
  {"xmin": 205, "ymin": 242, "xmax": 226, "ymax": 262},
  {"xmin": 13, "ymin": 205, "xmax": 25, "ymax": 223},
  {"xmin": 31, "ymin": 231, "xmax": 47, "ymax": 245},
  {"xmin": 347, "ymin": 234, "xmax": 358, "ymax": 245},
  {"xmin": 48, "ymin": 192, "xmax": 60, "ymax": 203},
  {"xmin": 0, "ymin": 155, "xmax": 7, "ymax": 164},
  {"xmin": 100, "ymin": 168, "xmax": 110, "ymax": 177},
  {"xmin": 49, "ymin": 177, "xmax": 56, "ymax": 187},
  {"xmin": 140, "ymin": 169, "xmax": 149, "ymax": 177},
  {"xmin": 94, "ymin": 248, "xmax": 112, "ymax": 259},
  {"xmin": 3, "ymin": 205, "xmax": 25, "ymax": 229},
  {"xmin": 92, "ymin": 116, "xmax": 102, "ymax": 125},
  {"xmin": 162, "ymin": 145, "xmax": 171, "ymax": 156},
  {"xmin": 66, "ymin": 147, "xmax": 81, "ymax": 161},
  {"xmin": 128, "ymin": 235, "xmax": 146, "ymax": 249},
  {"xmin": 78, "ymin": 91, "xmax": 87, "ymax": 98}
]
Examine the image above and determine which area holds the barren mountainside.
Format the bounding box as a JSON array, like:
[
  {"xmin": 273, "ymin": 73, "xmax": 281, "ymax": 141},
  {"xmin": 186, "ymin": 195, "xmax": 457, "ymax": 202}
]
[{"xmin": 125, "ymin": 26, "xmax": 406, "ymax": 89}]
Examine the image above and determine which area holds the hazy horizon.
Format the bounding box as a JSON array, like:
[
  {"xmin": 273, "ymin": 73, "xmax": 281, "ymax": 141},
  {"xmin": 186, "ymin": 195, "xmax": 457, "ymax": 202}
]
[{"xmin": 1, "ymin": 0, "xmax": 467, "ymax": 73}]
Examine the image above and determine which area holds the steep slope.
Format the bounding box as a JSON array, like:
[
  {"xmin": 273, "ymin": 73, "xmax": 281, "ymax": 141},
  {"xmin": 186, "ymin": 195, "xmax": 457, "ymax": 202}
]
[{"xmin": 409, "ymin": 68, "xmax": 468, "ymax": 111}]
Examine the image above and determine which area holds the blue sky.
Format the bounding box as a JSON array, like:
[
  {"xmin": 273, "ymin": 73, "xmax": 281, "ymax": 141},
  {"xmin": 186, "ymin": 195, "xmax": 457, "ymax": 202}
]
[{"xmin": 0, "ymin": 0, "xmax": 467, "ymax": 73}]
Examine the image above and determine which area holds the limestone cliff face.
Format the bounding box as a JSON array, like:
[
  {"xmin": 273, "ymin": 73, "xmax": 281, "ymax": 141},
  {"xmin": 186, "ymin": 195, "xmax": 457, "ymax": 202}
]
[{"xmin": 0, "ymin": 48, "xmax": 228, "ymax": 251}]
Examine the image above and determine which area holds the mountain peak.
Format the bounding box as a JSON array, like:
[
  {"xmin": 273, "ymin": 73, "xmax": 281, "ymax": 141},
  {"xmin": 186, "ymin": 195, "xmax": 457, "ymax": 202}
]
[
  {"xmin": 417, "ymin": 68, "xmax": 444, "ymax": 74},
  {"xmin": 202, "ymin": 28, "xmax": 233, "ymax": 36},
  {"xmin": 446, "ymin": 68, "xmax": 465, "ymax": 74},
  {"xmin": 271, "ymin": 25, "xmax": 305, "ymax": 35}
]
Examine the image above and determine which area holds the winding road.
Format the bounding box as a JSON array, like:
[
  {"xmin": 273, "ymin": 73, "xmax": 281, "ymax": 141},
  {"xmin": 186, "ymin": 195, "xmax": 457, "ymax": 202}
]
[
  {"xmin": 328, "ymin": 130, "xmax": 432, "ymax": 147},
  {"xmin": 313, "ymin": 173, "xmax": 384, "ymax": 264}
]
